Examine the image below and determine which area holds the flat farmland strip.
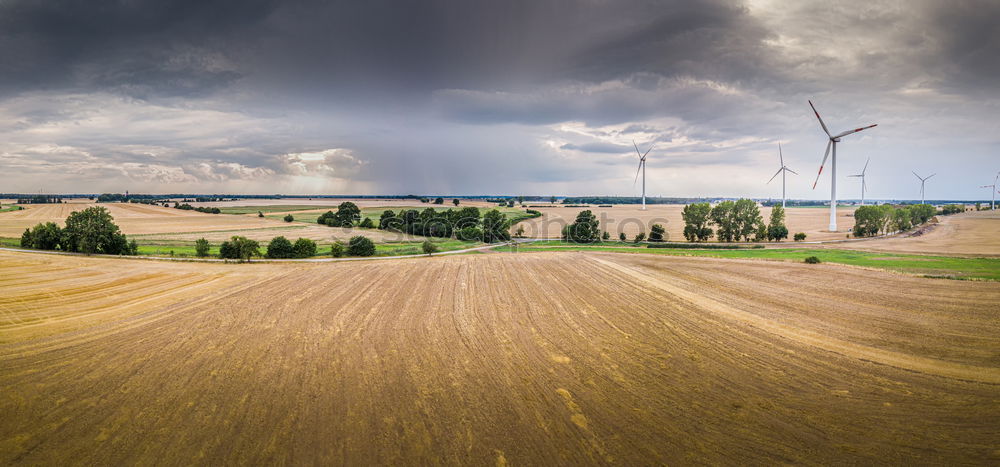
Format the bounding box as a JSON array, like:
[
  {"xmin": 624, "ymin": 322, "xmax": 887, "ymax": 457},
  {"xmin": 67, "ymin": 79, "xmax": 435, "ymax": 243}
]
[{"xmin": 0, "ymin": 251, "xmax": 997, "ymax": 464}]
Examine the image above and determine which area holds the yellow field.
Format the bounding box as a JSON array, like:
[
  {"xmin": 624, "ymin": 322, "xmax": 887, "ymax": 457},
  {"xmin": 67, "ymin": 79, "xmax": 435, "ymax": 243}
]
[
  {"xmin": 2, "ymin": 250, "xmax": 997, "ymax": 464},
  {"xmin": 515, "ymin": 204, "xmax": 857, "ymax": 241},
  {"xmin": 842, "ymin": 209, "xmax": 1000, "ymax": 257}
]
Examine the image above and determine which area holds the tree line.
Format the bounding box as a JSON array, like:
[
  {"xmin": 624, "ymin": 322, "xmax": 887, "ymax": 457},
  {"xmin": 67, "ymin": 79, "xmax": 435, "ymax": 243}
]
[
  {"xmin": 20, "ymin": 206, "xmax": 138, "ymax": 255},
  {"xmin": 852, "ymin": 204, "xmax": 936, "ymax": 237},
  {"xmin": 314, "ymin": 202, "xmax": 511, "ymax": 243}
]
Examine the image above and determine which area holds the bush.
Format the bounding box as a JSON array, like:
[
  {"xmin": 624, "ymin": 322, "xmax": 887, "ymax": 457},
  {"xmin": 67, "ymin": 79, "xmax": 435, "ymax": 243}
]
[
  {"xmin": 195, "ymin": 238, "xmax": 210, "ymax": 257},
  {"xmin": 292, "ymin": 238, "xmax": 317, "ymax": 258},
  {"xmin": 634, "ymin": 232, "xmax": 646, "ymax": 243},
  {"xmin": 804, "ymin": 256, "xmax": 821, "ymax": 264},
  {"xmin": 452, "ymin": 198, "xmax": 460, "ymax": 206},
  {"xmin": 359, "ymin": 217, "xmax": 375, "ymax": 228},
  {"xmin": 602, "ymin": 231, "xmax": 610, "ymax": 241},
  {"xmin": 434, "ymin": 197, "xmax": 444, "ymax": 204},
  {"xmin": 317, "ymin": 210, "xmax": 335, "ymax": 225},
  {"xmin": 648, "ymin": 224, "xmax": 666, "ymax": 242},
  {"xmin": 266, "ymin": 236, "xmax": 295, "ymax": 258},
  {"xmin": 379, "ymin": 210, "xmax": 398, "ymax": 230},
  {"xmin": 619, "ymin": 232, "xmax": 626, "ymax": 241},
  {"xmin": 347, "ymin": 236, "xmax": 376, "ymax": 256},
  {"xmin": 283, "ymin": 214, "xmax": 294, "ymax": 222},
  {"xmin": 794, "ymin": 232, "xmax": 807, "ymax": 241},
  {"xmin": 219, "ymin": 236, "xmax": 260, "ymax": 261},
  {"xmin": 258, "ymin": 211, "xmax": 264, "ymax": 218},
  {"xmin": 422, "ymin": 240, "xmax": 438, "ymax": 256},
  {"xmin": 330, "ymin": 242, "xmax": 345, "ymax": 257}
]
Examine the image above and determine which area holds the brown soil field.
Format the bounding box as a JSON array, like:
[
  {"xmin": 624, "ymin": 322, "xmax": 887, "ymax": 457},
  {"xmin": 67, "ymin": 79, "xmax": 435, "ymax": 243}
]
[
  {"xmin": 2, "ymin": 250, "xmax": 998, "ymax": 464},
  {"xmin": 843, "ymin": 209, "xmax": 1000, "ymax": 257},
  {"xmin": 515, "ymin": 204, "xmax": 857, "ymax": 241}
]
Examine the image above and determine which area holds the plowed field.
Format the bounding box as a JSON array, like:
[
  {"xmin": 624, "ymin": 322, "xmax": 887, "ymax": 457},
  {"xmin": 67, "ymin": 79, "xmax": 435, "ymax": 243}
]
[{"xmin": 1, "ymin": 250, "xmax": 998, "ymax": 464}]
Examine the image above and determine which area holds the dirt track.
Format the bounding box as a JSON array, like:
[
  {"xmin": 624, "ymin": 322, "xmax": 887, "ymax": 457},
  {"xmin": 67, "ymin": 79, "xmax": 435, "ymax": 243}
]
[{"xmin": 1, "ymin": 250, "xmax": 998, "ymax": 464}]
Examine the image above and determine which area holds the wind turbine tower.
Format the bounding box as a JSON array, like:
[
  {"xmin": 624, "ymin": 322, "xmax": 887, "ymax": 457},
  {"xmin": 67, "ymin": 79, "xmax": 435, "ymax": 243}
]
[
  {"xmin": 848, "ymin": 157, "xmax": 870, "ymax": 206},
  {"xmin": 981, "ymin": 172, "xmax": 999, "ymax": 210},
  {"xmin": 913, "ymin": 171, "xmax": 936, "ymax": 205},
  {"xmin": 633, "ymin": 140, "xmax": 654, "ymax": 210},
  {"xmin": 767, "ymin": 143, "xmax": 798, "ymax": 208},
  {"xmin": 808, "ymin": 100, "xmax": 877, "ymax": 232}
]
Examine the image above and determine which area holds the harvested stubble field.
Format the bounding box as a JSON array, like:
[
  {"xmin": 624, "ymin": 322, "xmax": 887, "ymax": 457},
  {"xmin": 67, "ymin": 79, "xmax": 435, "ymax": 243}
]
[
  {"xmin": 839, "ymin": 209, "xmax": 1000, "ymax": 257},
  {"xmin": 515, "ymin": 204, "xmax": 857, "ymax": 241},
  {"xmin": 2, "ymin": 250, "xmax": 998, "ymax": 464}
]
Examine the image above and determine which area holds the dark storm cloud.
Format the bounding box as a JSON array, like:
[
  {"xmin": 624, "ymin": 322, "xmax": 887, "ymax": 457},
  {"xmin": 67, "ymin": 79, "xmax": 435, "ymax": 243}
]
[{"xmin": 0, "ymin": 0, "xmax": 998, "ymax": 197}]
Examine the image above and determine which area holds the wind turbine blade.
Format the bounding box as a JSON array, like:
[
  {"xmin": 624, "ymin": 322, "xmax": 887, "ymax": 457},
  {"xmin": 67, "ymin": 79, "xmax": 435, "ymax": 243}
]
[
  {"xmin": 912, "ymin": 171, "xmax": 922, "ymax": 180},
  {"xmin": 642, "ymin": 144, "xmax": 654, "ymax": 161},
  {"xmin": 812, "ymin": 140, "xmax": 832, "ymax": 189},
  {"xmin": 808, "ymin": 100, "xmax": 832, "ymax": 137},
  {"xmin": 633, "ymin": 140, "xmax": 642, "ymax": 159},
  {"xmin": 778, "ymin": 142, "xmax": 784, "ymax": 166},
  {"xmin": 833, "ymin": 124, "xmax": 878, "ymax": 139},
  {"xmin": 848, "ymin": 174, "xmax": 862, "ymax": 177},
  {"xmin": 862, "ymin": 157, "xmax": 870, "ymax": 174},
  {"xmin": 785, "ymin": 168, "xmax": 798, "ymax": 175},
  {"xmin": 927, "ymin": 173, "xmax": 936, "ymax": 180},
  {"xmin": 633, "ymin": 161, "xmax": 642, "ymax": 186},
  {"xmin": 767, "ymin": 168, "xmax": 782, "ymax": 184}
]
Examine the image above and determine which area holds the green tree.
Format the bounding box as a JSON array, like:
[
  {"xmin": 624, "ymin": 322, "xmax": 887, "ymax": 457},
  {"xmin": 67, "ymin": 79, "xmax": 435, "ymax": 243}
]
[
  {"xmin": 793, "ymin": 232, "xmax": 807, "ymax": 241},
  {"xmin": 220, "ymin": 236, "xmax": 260, "ymax": 261},
  {"xmin": 602, "ymin": 231, "xmax": 610, "ymax": 241},
  {"xmin": 452, "ymin": 198, "xmax": 460, "ymax": 206},
  {"xmin": 892, "ymin": 207, "xmax": 912, "ymax": 232},
  {"xmin": 766, "ymin": 205, "xmax": 788, "ymax": 241},
  {"xmin": 22, "ymin": 222, "xmax": 62, "ymax": 250},
  {"xmin": 333, "ymin": 202, "xmax": 361, "ymax": 227},
  {"xmin": 732, "ymin": 198, "xmax": 763, "ymax": 242},
  {"xmin": 379, "ymin": 210, "xmax": 398, "ymax": 230},
  {"xmin": 852, "ymin": 205, "xmax": 887, "ymax": 237},
  {"xmin": 681, "ymin": 202, "xmax": 713, "ymax": 242},
  {"xmin": 359, "ymin": 217, "xmax": 375, "ymax": 228},
  {"xmin": 330, "ymin": 242, "xmax": 345, "ymax": 257},
  {"xmin": 266, "ymin": 236, "xmax": 295, "ymax": 258},
  {"xmin": 292, "ymin": 238, "xmax": 317, "ymax": 258},
  {"xmin": 283, "ymin": 214, "xmax": 294, "ymax": 222},
  {"xmin": 619, "ymin": 232, "xmax": 626, "ymax": 241},
  {"xmin": 422, "ymin": 240, "xmax": 439, "ymax": 256},
  {"xmin": 550, "ymin": 196, "xmax": 557, "ymax": 204},
  {"xmin": 434, "ymin": 197, "xmax": 444, "ymax": 205},
  {"xmin": 648, "ymin": 224, "xmax": 666, "ymax": 242},
  {"xmin": 634, "ymin": 232, "xmax": 646, "ymax": 243},
  {"xmin": 20, "ymin": 228, "xmax": 33, "ymax": 249},
  {"xmin": 457, "ymin": 226, "xmax": 482, "ymax": 242},
  {"xmin": 710, "ymin": 201, "xmax": 736, "ymax": 242},
  {"xmin": 562, "ymin": 210, "xmax": 600, "ymax": 243},
  {"xmin": 61, "ymin": 206, "xmax": 132, "ymax": 254},
  {"xmin": 482, "ymin": 210, "xmax": 511, "ymax": 243},
  {"xmin": 195, "ymin": 238, "xmax": 211, "ymax": 257},
  {"xmin": 348, "ymin": 236, "xmax": 376, "ymax": 256}
]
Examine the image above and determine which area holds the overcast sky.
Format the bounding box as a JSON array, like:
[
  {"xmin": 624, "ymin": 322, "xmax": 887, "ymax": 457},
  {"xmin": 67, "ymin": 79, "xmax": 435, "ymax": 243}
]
[{"xmin": 2, "ymin": 0, "xmax": 998, "ymax": 199}]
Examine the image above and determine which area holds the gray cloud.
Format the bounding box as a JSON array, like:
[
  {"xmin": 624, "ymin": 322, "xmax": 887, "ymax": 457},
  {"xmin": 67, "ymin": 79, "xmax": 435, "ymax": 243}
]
[{"xmin": 0, "ymin": 0, "xmax": 997, "ymax": 198}]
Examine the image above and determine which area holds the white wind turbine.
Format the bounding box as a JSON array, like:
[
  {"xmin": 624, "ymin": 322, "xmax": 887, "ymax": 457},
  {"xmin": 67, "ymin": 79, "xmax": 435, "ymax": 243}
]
[
  {"xmin": 766, "ymin": 143, "xmax": 798, "ymax": 208},
  {"xmin": 808, "ymin": 100, "xmax": 877, "ymax": 232},
  {"xmin": 847, "ymin": 157, "xmax": 870, "ymax": 206},
  {"xmin": 913, "ymin": 171, "xmax": 935, "ymax": 205},
  {"xmin": 980, "ymin": 171, "xmax": 999, "ymax": 210},
  {"xmin": 633, "ymin": 140, "xmax": 654, "ymax": 210}
]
